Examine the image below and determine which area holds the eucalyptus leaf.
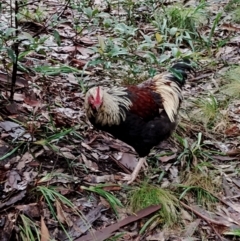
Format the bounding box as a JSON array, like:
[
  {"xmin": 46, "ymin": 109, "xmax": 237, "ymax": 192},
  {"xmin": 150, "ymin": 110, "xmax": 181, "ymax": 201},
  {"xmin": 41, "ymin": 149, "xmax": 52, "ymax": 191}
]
[
  {"xmin": 169, "ymin": 27, "xmax": 178, "ymax": 36},
  {"xmin": 98, "ymin": 35, "xmax": 105, "ymax": 51},
  {"xmin": 18, "ymin": 32, "xmax": 34, "ymax": 42},
  {"xmin": 53, "ymin": 30, "xmax": 61, "ymax": 46},
  {"xmin": 158, "ymin": 54, "xmax": 170, "ymax": 63},
  {"xmin": 109, "ymin": 48, "xmax": 128, "ymax": 57},
  {"xmin": 4, "ymin": 27, "xmax": 16, "ymax": 37},
  {"xmin": 143, "ymin": 52, "xmax": 157, "ymax": 64},
  {"xmin": 83, "ymin": 7, "xmax": 93, "ymax": 18},
  {"xmin": 155, "ymin": 32, "xmax": 162, "ymax": 43},
  {"xmin": 172, "ymin": 47, "xmax": 180, "ymax": 57}
]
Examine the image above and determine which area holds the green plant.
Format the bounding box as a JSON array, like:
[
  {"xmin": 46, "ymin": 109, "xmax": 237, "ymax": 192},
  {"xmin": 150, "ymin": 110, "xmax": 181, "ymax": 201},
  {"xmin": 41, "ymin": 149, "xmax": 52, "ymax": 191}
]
[
  {"xmin": 81, "ymin": 185, "xmax": 123, "ymax": 216},
  {"xmin": 34, "ymin": 127, "xmax": 76, "ymax": 146},
  {"xmin": 200, "ymin": 12, "xmax": 222, "ymax": 54},
  {"xmin": 233, "ymin": 7, "xmax": 240, "ymax": 23},
  {"xmin": 224, "ymin": 228, "xmax": 240, "ymax": 237},
  {"xmin": 194, "ymin": 95, "xmax": 219, "ymax": 127},
  {"xmin": 129, "ymin": 183, "xmax": 179, "ymax": 227},
  {"xmin": 33, "ymin": 64, "xmax": 89, "ymax": 76},
  {"xmin": 0, "ymin": 1, "xmax": 65, "ymax": 100},
  {"xmin": 152, "ymin": 2, "xmax": 207, "ymax": 51},
  {"xmin": 19, "ymin": 214, "xmax": 41, "ymax": 241},
  {"xmin": 175, "ymin": 132, "xmax": 214, "ymax": 165},
  {"xmin": 224, "ymin": 0, "xmax": 240, "ymax": 12},
  {"xmin": 178, "ymin": 169, "xmax": 219, "ymax": 208},
  {"xmin": 222, "ymin": 66, "xmax": 240, "ymax": 98},
  {"xmin": 19, "ymin": 5, "xmax": 48, "ymax": 23},
  {"xmin": 179, "ymin": 185, "xmax": 217, "ymax": 208},
  {"xmin": 0, "ymin": 143, "xmax": 23, "ymax": 161},
  {"xmin": 106, "ymin": 233, "xmax": 125, "ymax": 241},
  {"xmin": 176, "ymin": 144, "xmax": 222, "ymax": 208},
  {"xmin": 37, "ymin": 185, "xmax": 87, "ymax": 241}
]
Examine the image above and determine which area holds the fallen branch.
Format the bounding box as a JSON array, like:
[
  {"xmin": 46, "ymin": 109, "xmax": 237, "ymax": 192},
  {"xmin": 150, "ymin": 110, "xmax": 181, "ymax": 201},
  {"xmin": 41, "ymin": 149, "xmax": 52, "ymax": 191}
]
[{"xmin": 76, "ymin": 205, "xmax": 161, "ymax": 241}]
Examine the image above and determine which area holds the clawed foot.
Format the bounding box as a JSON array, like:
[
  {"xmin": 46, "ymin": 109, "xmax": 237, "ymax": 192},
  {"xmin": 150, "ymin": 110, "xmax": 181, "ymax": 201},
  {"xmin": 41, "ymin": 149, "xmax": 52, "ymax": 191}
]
[
  {"xmin": 119, "ymin": 157, "xmax": 147, "ymax": 184},
  {"xmin": 119, "ymin": 172, "xmax": 137, "ymax": 184}
]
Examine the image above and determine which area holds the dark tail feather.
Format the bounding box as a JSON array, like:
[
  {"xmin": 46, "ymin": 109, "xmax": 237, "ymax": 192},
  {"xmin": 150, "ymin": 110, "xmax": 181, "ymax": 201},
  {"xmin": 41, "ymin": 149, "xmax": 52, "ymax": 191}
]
[{"xmin": 169, "ymin": 59, "xmax": 194, "ymax": 85}]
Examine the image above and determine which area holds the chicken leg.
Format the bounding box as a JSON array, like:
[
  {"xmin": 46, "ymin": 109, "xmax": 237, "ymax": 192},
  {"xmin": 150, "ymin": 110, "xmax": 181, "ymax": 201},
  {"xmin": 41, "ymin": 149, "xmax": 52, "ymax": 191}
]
[{"xmin": 120, "ymin": 157, "xmax": 147, "ymax": 184}]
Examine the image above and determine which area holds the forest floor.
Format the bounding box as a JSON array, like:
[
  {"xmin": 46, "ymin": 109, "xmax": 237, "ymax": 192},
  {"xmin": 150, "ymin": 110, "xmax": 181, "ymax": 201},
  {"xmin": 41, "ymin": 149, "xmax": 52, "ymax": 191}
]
[{"xmin": 0, "ymin": 0, "xmax": 240, "ymax": 240}]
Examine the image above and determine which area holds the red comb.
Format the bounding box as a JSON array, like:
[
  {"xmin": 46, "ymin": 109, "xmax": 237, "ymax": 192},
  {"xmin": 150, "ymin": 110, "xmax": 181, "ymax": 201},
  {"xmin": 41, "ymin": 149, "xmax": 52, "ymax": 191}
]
[{"xmin": 95, "ymin": 86, "xmax": 101, "ymax": 103}]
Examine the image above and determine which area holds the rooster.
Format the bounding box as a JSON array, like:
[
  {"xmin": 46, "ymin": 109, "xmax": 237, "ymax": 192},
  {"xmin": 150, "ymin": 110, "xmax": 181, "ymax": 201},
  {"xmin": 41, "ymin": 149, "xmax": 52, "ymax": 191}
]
[{"xmin": 85, "ymin": 61, "xmax": 193, "ymax": 184}]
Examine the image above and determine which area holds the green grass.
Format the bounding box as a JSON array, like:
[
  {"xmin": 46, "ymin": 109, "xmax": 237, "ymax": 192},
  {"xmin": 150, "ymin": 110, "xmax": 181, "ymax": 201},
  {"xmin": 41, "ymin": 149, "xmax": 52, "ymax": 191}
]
[
  {"xmin": 178, "ymin": 170, "xmax": 219, "ymax": 208},
  {"xmin": 129, "ymin": 183, "xmax": 179, "ymax": 227},
  {"xmin": 81, "ymin": 185, "xmax": 123, "ymax": 216},
  {"xmin": 233, "ymin": 7, "xmax": 240, "ymax": 23},
  {"xmin": 152, "ymin": 2, "xmax": 207, "ymax": 50},
  {"xmin": 224, "ymin": 228, "xmax": 240, "ymax": 237},
  {"xmin": 37, "ymin": 185, "xmax": 87, "ymax": 240},
  {"xmin": 224, "ymin": 0, "xmax": 240, "ymax": 12},
  {"xmin": 193, "ymin": 95, "xmax": 219, "ymax": 127},
  {"xmin": 19, "ymin": 214, "xmax": 41, "ymax": 241},
  {"xmin": 175, "ymin": 132, "xmax": 214, "ymax": 166},
  {"xmin": 222, "ymin": 67, "xmax": 240, "ymax": 98},
  {"xmin": 106, "ymin": 233, "xmax": 125, "ymax": 241}
]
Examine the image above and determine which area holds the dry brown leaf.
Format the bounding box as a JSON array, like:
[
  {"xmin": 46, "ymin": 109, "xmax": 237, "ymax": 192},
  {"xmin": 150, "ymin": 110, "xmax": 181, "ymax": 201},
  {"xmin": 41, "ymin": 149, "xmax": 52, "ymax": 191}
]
[
  {"xmin": 16, "ymin": 152, "xmax": 34, "ymax": 170},
  {"xmin": 81, "ymin": 153, "xmax": 99, "ymax": 172},
  {"xmin": 15, "ymin": 203, "xmax": 40, "ymax": 218},
  {"xmin": 79, "ymin": 37, "xmax": 97, "ymax": 45},
  {"xmin": 227, "ymin": 148, "xmax": 240, "ymax": 156},
  {"xmin": 225, "ymin": 125, "xmax": 240, "ymax": 137},
  {"xmin": 56, "ymin": 200, "xmax": 72, "ymax": 226},
  {"xmin": 58, "ymin": 204, "xmax": 106, "ymax": 241},
  {"xmin": 159, "ymin": 153, "xmax": 176, "ymax": 162},
  {"xmin": 0, "ymin": 213, "xmax": 15, "ymax": 240},
  {"xmin": 0, "ymin": 190, "xmax": 26, "ymax": 209},
  {"xmin": 60, "ymin": 151, "xmax": 76, "ymax": 160},
  {"xmin": 0, "ymin": 73, "xmax": 28, "ymax": 87},
  {"xmin": 0, "ymin": 121, "xmax": 21, "ymax": 132},
  {"xmin": 146, "ymin": 232, "xmax": 165, "ymax": 241},
  {"xmin": 212, "ymin": 155, "xmax": 238, "ymax": 161},
  {"xmin": 41, "ymin": 216, "xmax": 50, "ymax": 241},
  {"xmin": 84, "ymin": 174, "xmax": 116, "ymax": 183},
  {"xmin": 81, "ymin": 142, "xmax": 93, "ymax": 151},
  {"xmin": 183, "ymin": 219, "xmax": 201, "ymax": 237},
  {"xmin": 102, "ymin": 185, "xmax": 121, "ymax": 191},
  {"xmin": 120, "ymin": 153, "xmax": 138, "ymax": 171},
  {"xmin": 4, "ymin": 170, "xmax": 21, "ymax": 191},
  {"xmin": 221, "ymin": 23, "xmax": 240, "ymax": 32},
  {"xmin": 24, "ymin": 94, "xmax": 41, "ymax": 107}
]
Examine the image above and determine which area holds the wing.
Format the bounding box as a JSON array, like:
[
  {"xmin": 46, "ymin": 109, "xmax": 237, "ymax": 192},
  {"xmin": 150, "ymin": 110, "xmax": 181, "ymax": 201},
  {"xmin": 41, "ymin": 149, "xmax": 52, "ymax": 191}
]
[{"xmin": 126, "ymin": 86, "xmax": 164, "ymax": 121}]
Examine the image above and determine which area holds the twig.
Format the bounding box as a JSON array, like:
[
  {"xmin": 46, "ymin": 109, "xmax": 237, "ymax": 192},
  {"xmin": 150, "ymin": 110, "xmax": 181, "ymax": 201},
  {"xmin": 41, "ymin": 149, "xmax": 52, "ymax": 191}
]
[
  {"xmin": 10, "ymin": 0, "xmax": 19, "ymax": 101},
  {"xmin": 180, "ymin": 201, "xmax": 224, "ymax": 226},
  {"xmin": 189, "ymin": 72, "xmax": 213, "ymax": 82},
  {"xmin": 109, "ymin": 155, "xmax": 131, "ymax": 174},
  {"xmin": 205, "ymin": 218, "xmax": 225, "ymax": 241}
]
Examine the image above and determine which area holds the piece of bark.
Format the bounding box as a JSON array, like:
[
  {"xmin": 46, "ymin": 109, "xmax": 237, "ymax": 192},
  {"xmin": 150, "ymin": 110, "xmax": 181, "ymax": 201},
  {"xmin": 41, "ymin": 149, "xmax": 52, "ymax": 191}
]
[{"xmin": 76, "ymin": 205, "xmax": 161, "ymax": 241}]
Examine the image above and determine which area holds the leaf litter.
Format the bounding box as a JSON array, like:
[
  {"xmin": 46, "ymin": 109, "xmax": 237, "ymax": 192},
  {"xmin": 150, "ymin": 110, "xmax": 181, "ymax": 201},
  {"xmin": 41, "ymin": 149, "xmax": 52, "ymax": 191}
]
[{"xmin": 0, "ymin": 0, "xmax": 240, "ymax": 240}]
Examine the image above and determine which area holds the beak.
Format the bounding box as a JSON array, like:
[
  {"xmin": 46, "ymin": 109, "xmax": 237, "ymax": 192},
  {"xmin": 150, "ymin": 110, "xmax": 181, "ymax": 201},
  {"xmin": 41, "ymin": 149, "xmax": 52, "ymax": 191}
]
[{"xmin": 94, "ymin": 103, "xmax": 101, "ymax": 111}]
